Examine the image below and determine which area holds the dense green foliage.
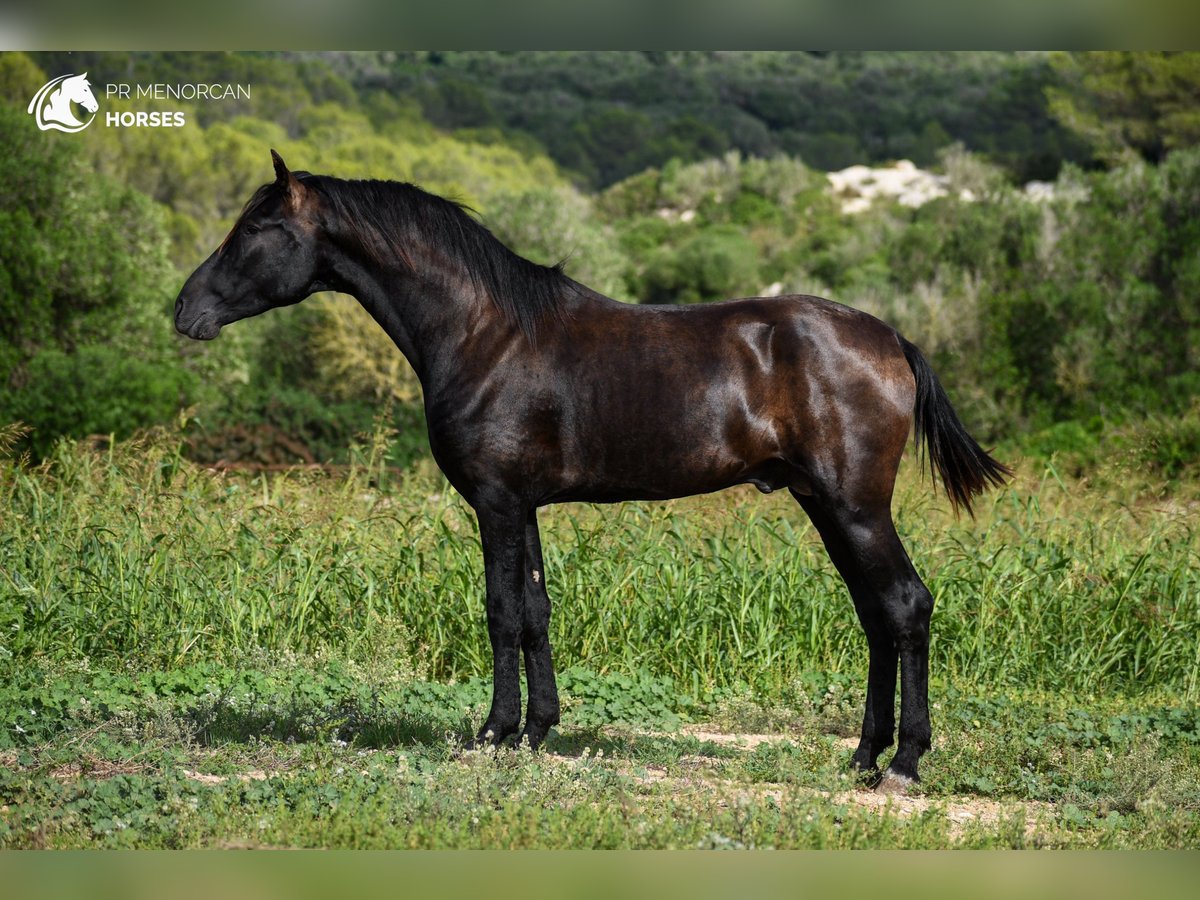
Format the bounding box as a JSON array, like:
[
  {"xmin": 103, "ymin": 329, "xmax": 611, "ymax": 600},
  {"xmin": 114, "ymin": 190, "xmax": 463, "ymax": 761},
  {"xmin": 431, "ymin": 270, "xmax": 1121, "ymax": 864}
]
[
  {"xmin": 347, "ymin": 51, "xmax": 1090, "ymax": 186},
  {"xmin": 40, "ymin": 51, "xmax": 1086, "ymax": 187},
  {"xmin": 1048, "ymin": 52, "xmax": 1200, "ymax": 165},
  {"xmin": 4, "ymin": 51, "xmax": 1198, "ymax": 466},
  {"xmin": 0, "ymin": 105, "xmax": 189, "ymax": 456},
  {"xmin": 836, "ymin": 151, "xmax": 1200, "ymax": 436}
]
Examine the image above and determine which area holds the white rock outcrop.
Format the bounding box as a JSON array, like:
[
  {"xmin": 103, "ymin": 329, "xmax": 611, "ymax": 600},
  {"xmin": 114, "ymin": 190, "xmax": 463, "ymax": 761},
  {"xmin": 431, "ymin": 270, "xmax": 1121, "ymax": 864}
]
[{"xmin": 827, "ymin": 159, "xmax": 970, "ymax": 213}]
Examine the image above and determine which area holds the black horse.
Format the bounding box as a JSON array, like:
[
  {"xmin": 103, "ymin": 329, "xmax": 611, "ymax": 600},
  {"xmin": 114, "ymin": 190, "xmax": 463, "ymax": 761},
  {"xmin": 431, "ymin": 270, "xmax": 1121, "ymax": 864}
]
[{"xmin": 176, "ymin": 152, "xmax": 1008, "ymax": 786}]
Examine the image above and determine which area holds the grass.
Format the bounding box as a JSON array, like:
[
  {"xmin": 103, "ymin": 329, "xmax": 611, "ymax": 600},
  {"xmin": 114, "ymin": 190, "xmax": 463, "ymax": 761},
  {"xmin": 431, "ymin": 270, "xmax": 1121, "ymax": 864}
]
[
  {"xmin": 0, "ymin": 655, "xmax": 1196, "ymax": 849},
  {"xmin": 1, "ymin": 428, "xmax": 1197, "ymax": 696},
  {"xmin": 0, "ymin": 426, "xmax": 1198, "ymax": 848}
]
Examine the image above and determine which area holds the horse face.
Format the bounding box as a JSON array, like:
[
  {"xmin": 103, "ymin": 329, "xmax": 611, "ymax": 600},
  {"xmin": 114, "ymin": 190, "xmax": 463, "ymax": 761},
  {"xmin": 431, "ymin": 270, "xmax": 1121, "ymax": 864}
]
[
  {"xmin": 68, "ymin": 75, "xmax": 99, "ymax": 113},
  {"xmin": 175, "ymin": 151, "xmax": 321, "ymax": 340}
]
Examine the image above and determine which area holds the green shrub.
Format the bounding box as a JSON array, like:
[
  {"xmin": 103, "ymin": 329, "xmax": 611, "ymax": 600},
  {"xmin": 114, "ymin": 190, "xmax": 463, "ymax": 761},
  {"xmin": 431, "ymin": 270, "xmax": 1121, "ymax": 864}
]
[
  {"xmin": 1, "ymin": 345, "xmax": 194, "ymax": 458},
  {"xmin": 1121, "ymin": 399, "xmax": 1200, "ymax": 482},
  {"xmin": 1020, "ymin": 420, "xmax": 1105, "ymax": 474},
  {"xmin": 639, "ymin": 227, "xmax": 760, "ymax": 305},
  {"xmin": 188, "ymin": 386, "xmax": 428, "ymax": 469}
]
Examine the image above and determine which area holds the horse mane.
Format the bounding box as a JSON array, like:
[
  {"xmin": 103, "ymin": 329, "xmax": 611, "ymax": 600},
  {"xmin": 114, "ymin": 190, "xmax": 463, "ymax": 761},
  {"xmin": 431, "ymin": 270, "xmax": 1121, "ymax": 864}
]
[{"xmin": 227, "ymin": 173, "xmax": 574, "ymax": 341}]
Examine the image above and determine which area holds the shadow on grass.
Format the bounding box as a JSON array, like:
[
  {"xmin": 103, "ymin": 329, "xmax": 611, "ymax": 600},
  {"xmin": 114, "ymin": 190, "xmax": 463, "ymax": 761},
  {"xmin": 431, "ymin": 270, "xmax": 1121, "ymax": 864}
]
[
  {"xmin": 541, "ymin": 727, "xmax": 743, "ymax": 764},
  {"xmin": 187, "ymin": 697, "xmax": 746, "ymax": 765},
  {"xmin": 187, "ymin": 699, "xmax": 472, "ymax": 752}
]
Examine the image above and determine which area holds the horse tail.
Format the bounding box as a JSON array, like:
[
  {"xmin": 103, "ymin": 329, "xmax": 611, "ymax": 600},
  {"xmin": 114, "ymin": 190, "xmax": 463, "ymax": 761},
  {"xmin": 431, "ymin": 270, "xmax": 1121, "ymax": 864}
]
[{"xmin": 899, "ymin": 336, "xmax": 1010, "ymax": 517}]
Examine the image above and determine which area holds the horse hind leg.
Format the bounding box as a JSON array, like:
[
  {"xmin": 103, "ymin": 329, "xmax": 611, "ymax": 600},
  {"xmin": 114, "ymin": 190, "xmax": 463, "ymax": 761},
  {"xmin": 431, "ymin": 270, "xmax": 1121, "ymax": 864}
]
[
  {"xmin": 794, "ymin": 492, "xmax": 895, "ymax": 778},
  {"xmin": 793, "ymin": 490, "xmax": 934, "ymax": 785}
]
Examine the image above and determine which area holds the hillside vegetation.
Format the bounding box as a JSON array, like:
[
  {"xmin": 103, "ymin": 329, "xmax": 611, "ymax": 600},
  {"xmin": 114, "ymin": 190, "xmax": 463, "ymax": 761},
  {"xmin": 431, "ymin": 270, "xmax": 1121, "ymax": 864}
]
[{"xmin": 3, "ymin": 51, "xmax": 1198, "ymax": 474}]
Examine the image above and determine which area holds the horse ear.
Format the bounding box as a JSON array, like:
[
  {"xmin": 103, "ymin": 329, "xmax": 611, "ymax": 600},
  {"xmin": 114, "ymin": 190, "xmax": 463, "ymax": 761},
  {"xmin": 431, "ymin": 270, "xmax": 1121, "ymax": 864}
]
[
  {"xmin": 271, "ymin": 148, "xmax": 306, "ymax": 207},
  {"xmin": 271, "ymin": 149, "xmax": 290, "ymax": 184}
]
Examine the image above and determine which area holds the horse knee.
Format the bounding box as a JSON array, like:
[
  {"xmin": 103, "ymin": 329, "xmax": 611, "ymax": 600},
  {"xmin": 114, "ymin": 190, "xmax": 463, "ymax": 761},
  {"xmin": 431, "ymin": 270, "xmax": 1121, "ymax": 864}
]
[
  {"xmin": 523, "ymin": 596, "xmax": 550, "ymax": 630},
  {"xmin": 883, "ymin": 581, "xmax": 933, "ymax": 646},
  {"xmin": 523, "ymin": 602, "xmax": 551, "ymax": 649},
  {"xmin": 487, "ymin": 618, "xmax": 523, "ymax": 650},
  {"xmin": 522, "ymin": 623, "xmax": 551, "ymax": 654}
]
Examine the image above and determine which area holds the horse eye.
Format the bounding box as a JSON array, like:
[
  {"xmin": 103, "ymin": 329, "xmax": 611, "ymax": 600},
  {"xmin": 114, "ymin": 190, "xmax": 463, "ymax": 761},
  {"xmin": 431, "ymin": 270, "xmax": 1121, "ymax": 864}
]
[{"xmin": 244, "ymin": 224, "xmax": 261, "ymax": 236}]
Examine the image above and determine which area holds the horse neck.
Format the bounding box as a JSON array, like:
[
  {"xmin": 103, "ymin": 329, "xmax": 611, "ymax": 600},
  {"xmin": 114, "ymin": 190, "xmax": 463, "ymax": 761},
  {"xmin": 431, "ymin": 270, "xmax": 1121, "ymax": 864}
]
[
  {"xmin": 47, "ymin": 89, "xmax": 78, "ymax": 123},
  {"xmin": 321, "ymin": 228, "xmax": 509, "ymax": 388}
]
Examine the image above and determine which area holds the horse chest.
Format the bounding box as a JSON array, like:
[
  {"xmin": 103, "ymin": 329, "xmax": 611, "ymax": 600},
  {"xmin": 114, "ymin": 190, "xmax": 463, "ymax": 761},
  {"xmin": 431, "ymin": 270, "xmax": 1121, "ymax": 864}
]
[{"xmin": 424, "ymin": 399, "xmax": 572, "ymax": 493}]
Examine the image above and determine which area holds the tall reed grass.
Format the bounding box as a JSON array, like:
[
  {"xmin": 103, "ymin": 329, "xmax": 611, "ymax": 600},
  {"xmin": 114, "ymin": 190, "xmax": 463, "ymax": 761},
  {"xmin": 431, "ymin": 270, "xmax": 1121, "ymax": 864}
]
[{"xmin": 1, "ymin": 426, "xmax": 1196, "ymax": 698}]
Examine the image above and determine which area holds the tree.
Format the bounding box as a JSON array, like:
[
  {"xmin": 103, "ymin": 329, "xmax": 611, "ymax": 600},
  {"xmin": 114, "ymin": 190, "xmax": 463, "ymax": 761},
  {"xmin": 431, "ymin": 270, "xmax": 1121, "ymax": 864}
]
[
  {"xmin": 0, "ymin": 102, "xmax": 190, "ymax": 453},
  {"xmin": 0, "ymin": 52, "xmax": 46, "ymax": 106},
  {"xmin": 1047, "ymin": 52, "xmax": 1200, "ymax": 165}
]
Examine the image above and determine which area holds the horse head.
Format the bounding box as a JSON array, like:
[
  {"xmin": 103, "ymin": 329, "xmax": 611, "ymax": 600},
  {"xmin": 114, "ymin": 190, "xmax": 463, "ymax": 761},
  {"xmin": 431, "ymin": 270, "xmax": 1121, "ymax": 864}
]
[
  {"xmin": 62, "ymin": 73, "xmax": 99, "ymax": 114},
  {"xmin": 175, "ymin": 150, "xmax": 326, "ymax": 340},
  {"xmin": 28, "ymin": 73, "xmax": 98, "ymax": 131}
]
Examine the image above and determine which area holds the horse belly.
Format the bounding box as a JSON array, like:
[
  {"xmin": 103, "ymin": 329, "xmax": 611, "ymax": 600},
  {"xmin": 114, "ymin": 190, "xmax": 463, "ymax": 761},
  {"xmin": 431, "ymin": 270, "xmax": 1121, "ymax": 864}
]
[{"xmin": 555, "ymin": 395, "xmax": 795, "ymax": 503}]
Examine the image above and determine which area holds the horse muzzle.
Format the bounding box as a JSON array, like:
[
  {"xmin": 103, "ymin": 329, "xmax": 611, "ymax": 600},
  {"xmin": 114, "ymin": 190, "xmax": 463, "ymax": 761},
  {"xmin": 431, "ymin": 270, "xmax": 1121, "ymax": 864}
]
[
  {"xmin": 174, "ymin": 293, "xmax": 223, "ymax": 341},
  {"xmin": 177, "ymin": 315, "xmax": 222, "ymax": 341}
]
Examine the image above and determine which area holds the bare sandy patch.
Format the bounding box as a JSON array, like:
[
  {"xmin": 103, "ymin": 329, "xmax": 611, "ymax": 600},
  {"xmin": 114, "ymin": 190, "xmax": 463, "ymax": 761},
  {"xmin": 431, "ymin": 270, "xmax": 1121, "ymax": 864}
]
[
  {"xmin": 181, "ymin": 768, "xmax": 274, "ymax": 785},
  {"xmin": 624, "ymin": 763, "xmax": 1049, "ymax": 839},
  {"xmin": 611, "ymin": 726, "xmax": 1053, "ymax": 840},
  {"xmin": 681, "ymin": 725, "xmax": 860, "ymax": 751}
]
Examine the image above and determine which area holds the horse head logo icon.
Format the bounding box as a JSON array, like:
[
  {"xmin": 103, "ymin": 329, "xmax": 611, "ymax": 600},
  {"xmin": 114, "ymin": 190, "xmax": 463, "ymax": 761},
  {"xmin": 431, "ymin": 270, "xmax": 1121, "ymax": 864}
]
[{"xmin": 28, "ymin": 73, "xmax": 99, "ymax": 133}]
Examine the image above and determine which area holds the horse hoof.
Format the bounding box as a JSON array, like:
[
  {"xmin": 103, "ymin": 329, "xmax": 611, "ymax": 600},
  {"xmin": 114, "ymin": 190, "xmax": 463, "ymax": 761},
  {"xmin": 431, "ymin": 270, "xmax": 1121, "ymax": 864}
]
[
  {"xmin": 851, "ymin": 764, "xmax": 883, "ymax": 790},
  {"xmin": 457, "ymin": 739, "xmax": 490, "ymax": 757},
  {"xmin": 460, "ymin": 727, "xmax": 507, "ymax": 754},
  {"xmin": 876, "ymin": 770, "xmax": 916, "ymax": 795},
  {"xmin": 517, "ymin": 724, "xmax": 555, "ymax": 752}
]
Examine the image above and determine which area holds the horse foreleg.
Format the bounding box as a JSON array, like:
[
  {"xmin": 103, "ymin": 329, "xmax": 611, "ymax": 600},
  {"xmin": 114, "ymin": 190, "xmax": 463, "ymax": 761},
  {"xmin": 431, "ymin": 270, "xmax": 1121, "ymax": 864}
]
[
  {"xmin": 470, "ymin": 500, "xmax": 527, "ymax": 748},
  {"xmin": 518, "ymin": 510, "xmax": 560, "ymax": 749}
]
